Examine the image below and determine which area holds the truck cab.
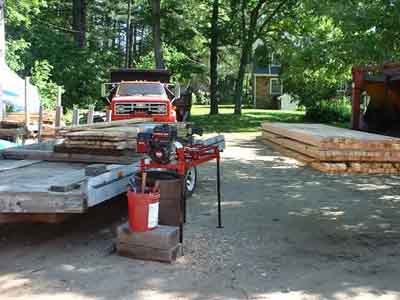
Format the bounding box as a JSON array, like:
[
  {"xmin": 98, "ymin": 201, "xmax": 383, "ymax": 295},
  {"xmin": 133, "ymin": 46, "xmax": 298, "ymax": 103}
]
[
  {"xmin": 104, "ymin": 69, "xmax": 180, "ymax": 123},
  {"xmin": 112, "ymin": 81, "xmax": 176, "ymax": 123}
]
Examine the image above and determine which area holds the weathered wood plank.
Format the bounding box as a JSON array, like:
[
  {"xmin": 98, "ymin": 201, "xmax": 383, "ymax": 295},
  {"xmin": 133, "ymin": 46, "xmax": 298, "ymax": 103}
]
[
  {"xmin": 310, "ymin": 162, "xmax": 400, "ymax": 174},
  {"xmin": 262, "ymin": 131, "xmax": 400, "ymax": 162},
  {"xmin": 0, "ymin": 160, "xmax": 41, "ymax": 172},
  {"xmin": 62, "ymin": 140, "xmax": 136, "ymax": 150},
  {"xmin": 0, "ymin": 213, "xmax": 72, "ymax": 224},
  {"xmin": 117, "ymin": 224, "xmax": 179, "ymax": 250},
  {"xmin": 0, "ymin": 191, "xmax": 86, "ymax": 213},
  {"xmin": 57, "ymin": 118, "xmax": 152, "ymax": 133},
  {"xmin": 0, "ymin": 127, "xmax": 27, "ymax": 137},
  {"xmin": 258, "ymin": 137, "xmax": 315, "ymax": 164},
  {"xmin": 117, "ymin": 243, "xmax": 181, "ymax": 263},
  {"xmin": 53, "ymin": 144, "xmax": 137, "ymax": 156},
  {"xmin": 2, "ymin": 148, "xmax": 140, "ymax": 164},
  {"xmin": 116, "ymin": 223, "xmax": 181, "ymax": 263},
  {"xmin": 262, "ymin": 122, "xmax": 400, "ymax": 150}
]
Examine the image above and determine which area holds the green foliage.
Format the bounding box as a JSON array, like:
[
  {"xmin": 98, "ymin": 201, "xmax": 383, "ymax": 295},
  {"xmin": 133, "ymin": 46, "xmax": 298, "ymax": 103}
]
[
  {"xmin": 136, "ymin": 45, "xmax": 206, "ymax": 83},
  {"xmin": 192, "ymin": 91, "xmax": 210, "ymax": 105},
  {"xmin": 277, "ymin": 8, "xmax": 350, "ymax": 107},
  {"xmin": 30, "ymin": 60, "xmax": 59, "ymax": 110},
  {"xmin": 274, "ymin": 0, "xmax": 400, "ymax": 120},
  {"xmin": 5, "ymin": 39, "xmax": 30, "ymax": 72},
  {"xmin": 163, "ymin": 46, "xmax": 206, "ymax": 82},
  {"xmin": 4, "ymin": 0, "xmax": 400, "ymax": 120},
  {"xmin": 305, "ymin": 97, "xmax": 351, "ymax": 124}
]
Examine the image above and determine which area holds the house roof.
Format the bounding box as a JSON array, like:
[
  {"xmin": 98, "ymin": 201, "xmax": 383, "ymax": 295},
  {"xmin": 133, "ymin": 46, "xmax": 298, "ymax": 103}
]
[{"xmin": 254, "ymin": 65, "xmax": 281, "ymax": 75}]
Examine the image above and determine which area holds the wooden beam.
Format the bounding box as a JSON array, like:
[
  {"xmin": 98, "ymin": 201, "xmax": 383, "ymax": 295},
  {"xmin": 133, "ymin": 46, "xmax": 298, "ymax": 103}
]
[
  {"xmin": 0, "ymin": 213, "xmax": 73, "ymax": 224},
  {"xmin": 2, "ymin": 148, "xmax": 140, "ymax": 164},
  {"xmin": 72, "ymin": 108, "xmax": 80, "ymax": 126},
  {"xmin": 0, "ymin": 191, "xmax": 86, "ymax": 213},
  {"xmin": 87, "ymin": 105, "xmax": 95, "ymax": 125},
  {"xmin": 38, "ymin": 105, "xmax": 43, "ymax": 142},
  {"xmin": 24, "ymin": 77, "xmax": 30, "ymax": 126}
]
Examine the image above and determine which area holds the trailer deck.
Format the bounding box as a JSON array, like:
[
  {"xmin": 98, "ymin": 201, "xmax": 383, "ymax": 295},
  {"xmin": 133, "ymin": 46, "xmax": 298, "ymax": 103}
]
[{"xmin": 0, "ymin": 158, "xmax": 139, "ymax": 216}]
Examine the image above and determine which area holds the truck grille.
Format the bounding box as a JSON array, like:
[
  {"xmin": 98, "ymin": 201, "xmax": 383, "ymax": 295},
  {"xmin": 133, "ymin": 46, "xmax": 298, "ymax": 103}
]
[{"xmin": 115, "ymin": 103, "xmax": 167, "ymax": 115}]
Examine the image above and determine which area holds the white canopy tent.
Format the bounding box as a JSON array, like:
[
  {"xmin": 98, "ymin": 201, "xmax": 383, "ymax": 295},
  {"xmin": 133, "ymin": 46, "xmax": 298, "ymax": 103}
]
[
  {"xmin": 0, "ymin": 1, "xmax": 40, "ymax": 119},
  {"xmin": 0, "ymin": 65, "xmax": 41, "ymax": 113}
]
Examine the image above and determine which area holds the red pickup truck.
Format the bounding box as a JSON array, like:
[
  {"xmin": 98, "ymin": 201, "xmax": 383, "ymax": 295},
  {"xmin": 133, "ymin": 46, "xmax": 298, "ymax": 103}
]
[{"xmin": 104, "ymin": 69, "xmax": 190, "ymax": 123}]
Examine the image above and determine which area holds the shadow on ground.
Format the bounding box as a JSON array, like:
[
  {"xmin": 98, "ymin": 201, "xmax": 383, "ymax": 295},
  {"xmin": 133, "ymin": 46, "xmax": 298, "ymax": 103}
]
[{"xmin": 1, "ymin": 132, "xmax": 400, "ymax": 300}]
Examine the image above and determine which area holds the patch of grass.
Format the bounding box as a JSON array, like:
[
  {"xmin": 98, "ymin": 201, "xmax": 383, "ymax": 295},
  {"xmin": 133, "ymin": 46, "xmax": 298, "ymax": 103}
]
[{"xmin": 189, "ymin": 105, "xmax": 305, "ymax": 133}]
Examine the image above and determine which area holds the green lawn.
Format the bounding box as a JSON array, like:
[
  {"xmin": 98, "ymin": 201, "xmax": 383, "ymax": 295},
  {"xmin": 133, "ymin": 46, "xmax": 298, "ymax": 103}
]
[{"xmin": 189, "ymin": 105, "xmax": 305, "ymax": 133}]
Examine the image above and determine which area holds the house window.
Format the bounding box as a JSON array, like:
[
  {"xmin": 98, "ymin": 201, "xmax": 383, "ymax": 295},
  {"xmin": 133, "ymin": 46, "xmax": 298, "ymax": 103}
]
[
  {"xmin": 270, "ymin": 78, "xmax": 282, "ymax": 95},
  {"xmin": 337, "ymin": 81, "xmax": 347, "ymax": 94}
]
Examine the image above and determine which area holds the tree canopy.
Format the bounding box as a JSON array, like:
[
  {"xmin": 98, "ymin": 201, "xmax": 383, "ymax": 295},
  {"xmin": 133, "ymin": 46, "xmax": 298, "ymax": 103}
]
[{"xmin": 3, "ymin": 0, "xmax": 399, "ymax": 113}]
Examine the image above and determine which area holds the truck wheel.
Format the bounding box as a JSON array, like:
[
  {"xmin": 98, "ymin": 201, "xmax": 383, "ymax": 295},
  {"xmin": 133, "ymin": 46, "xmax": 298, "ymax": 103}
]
[{"xmin": 185, "ymin": 167, "xmax": 197, "ymax": 198}]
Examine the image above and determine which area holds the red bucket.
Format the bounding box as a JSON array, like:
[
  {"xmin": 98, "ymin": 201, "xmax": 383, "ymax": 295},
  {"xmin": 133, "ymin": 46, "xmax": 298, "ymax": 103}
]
[{"xmin": 127, "ymin": 190, "xmax": 160, "ymax": 232}]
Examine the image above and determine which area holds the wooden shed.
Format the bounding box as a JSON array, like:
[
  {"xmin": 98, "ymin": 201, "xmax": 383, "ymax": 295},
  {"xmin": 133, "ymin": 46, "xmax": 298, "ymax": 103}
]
[{"xmin": 253, "ymin": 66, "xmax": 283, "ymax": 109}]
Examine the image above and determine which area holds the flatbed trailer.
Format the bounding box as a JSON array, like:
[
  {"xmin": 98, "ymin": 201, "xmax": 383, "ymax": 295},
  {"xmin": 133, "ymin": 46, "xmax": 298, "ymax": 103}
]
[
  {"xmin": 0, "ymin": 135, "xmax": 224, "ymax": 223},
  {"xmin": 0, "ymin": 139, "xmax": 141, "ymax": 222}
]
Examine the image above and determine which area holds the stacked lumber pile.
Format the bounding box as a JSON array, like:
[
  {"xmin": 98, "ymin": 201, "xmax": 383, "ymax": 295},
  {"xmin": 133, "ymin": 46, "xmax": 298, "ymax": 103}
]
[
  {"xmin": 55, "ymin": 127, "xmax": 139, "ymax": 155},
  {"xmin": 0, "ymin": 121, "xmax": 27, "ymax": 141},
  {"xmin": 261, "ymin": 122, "xmax": 400, "ymax": 174},
  {"xmin": 55, "ymin": 119, "xmax": 150, "ymax": 155},
  {"xmin": 0, "ymin": 112, "xmax": 57, "ymax": 140},
  {"xmin": 5, "ymin": 111, "xmax": 55, "ymax": 125},
  {"xmin": 55, "ymin": 119, "xmax": 189, "ymax": 156}
]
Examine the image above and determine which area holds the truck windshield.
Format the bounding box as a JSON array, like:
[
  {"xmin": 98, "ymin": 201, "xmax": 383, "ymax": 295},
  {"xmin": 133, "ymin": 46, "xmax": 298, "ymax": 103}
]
[{"xmin": 117, "ymin": 83, "xmax": 165, "ymax": 97}]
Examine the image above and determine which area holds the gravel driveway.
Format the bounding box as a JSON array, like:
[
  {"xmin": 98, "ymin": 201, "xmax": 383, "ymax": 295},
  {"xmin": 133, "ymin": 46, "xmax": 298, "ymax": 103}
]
[{"xmin": 1, "ymin": 132, "xmax": 400, "ymax": 300}]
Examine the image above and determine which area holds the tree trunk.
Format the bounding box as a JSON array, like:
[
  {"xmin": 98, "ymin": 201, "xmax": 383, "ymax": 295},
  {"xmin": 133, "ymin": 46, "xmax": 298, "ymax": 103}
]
[
  {"xmin": 111, "ymin": 19, "xmax": 117, "ymax": 49},
  {"xmin": 131, "ymin": 22, "xmax": 137, "ymax": 66},
  {"xmin": 138, "ymin": 24, "xmax": 145, "ymax": 57},
  {"xmin": 125, "ymin": 0, "xmax": 132, "ymax": 68},
  {"xmin": 209, "ymin": 0, "xmax": 219, "ymax": 115},
  {"xmin": 234, "ymin": 1, "xmax": 261, "ymax": 115},
  {"xmin": 150, "ymin": 0, "xmax": 165, "ymax": 69},
  {"xmin": 72, "ymin": 0, "xmax": 86, "ymax": 48},
  {"xmin": 233, "ymin": 41, "xmax": 251, "ymax": 115}
]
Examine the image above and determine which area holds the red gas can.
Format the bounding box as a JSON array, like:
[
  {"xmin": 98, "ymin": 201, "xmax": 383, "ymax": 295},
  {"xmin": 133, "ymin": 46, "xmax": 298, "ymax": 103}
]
[{"xmin": 127, "ymin": 190, "xmax": 160, "ymax": 232}]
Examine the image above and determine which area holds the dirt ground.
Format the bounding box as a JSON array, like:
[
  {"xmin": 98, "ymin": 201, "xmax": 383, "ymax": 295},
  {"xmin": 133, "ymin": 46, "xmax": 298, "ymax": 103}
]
[{"xmin": 2, "ymin": 132, "xmax": 400, "ymax": 300}]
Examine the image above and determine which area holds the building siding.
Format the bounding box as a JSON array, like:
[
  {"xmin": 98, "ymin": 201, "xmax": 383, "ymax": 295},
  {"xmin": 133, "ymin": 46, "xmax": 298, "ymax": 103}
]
[{"xmin": 255, "ymin": 75, "xmax": 279, "ymax": 109}]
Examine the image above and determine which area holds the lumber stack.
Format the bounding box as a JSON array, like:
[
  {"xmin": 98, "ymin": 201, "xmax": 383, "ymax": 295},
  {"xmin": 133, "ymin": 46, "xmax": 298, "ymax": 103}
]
[
  {"xmin": 261, "ymin": 122, "xmax": 400, "ymax": 174},
  {"xmin": 0, "ymin": 112, "xmax": 57, "ymax": 140},
  {"xmin": 55, "ymin": 119, "xmax": 190, "ymax": 156},
  {"xmin": 4, "ymin": 112, "xmax": 56, "ymax": 125},
  {"xmin": 55, "ymin": 126, "xmax": 139, "ymax": 156}
]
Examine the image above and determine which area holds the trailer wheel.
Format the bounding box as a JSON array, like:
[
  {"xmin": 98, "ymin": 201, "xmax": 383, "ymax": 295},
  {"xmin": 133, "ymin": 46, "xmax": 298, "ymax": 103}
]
[{"xmin": 185, "ymin": 167, "xmax": 197, "ymax": 198}]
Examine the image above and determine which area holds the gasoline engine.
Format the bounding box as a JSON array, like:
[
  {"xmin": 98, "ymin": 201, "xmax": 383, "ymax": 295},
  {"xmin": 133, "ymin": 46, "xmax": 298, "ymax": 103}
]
[
  {"xmin": 136, "ymin": 124, "xmax": 180, "ymax": 164},
  {"xmin": 136, "ymin": 124, "xmax": 203, "ymax": 165}
]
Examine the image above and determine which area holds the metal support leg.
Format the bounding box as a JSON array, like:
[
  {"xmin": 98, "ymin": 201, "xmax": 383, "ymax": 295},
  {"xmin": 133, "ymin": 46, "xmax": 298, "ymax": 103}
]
[
  {"xmin": 183, "ymin": 188, "xmax": 187, "ymax": 224},
  {"xmin": 217, "ymin": 155, "xmax": 223, "ymax": 228},
  {"xmin": 180, "ymin": 176, "xmax": 185, "ymax": 244}
]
